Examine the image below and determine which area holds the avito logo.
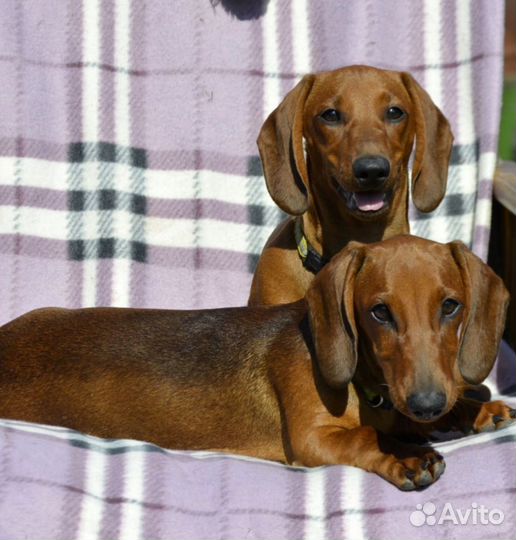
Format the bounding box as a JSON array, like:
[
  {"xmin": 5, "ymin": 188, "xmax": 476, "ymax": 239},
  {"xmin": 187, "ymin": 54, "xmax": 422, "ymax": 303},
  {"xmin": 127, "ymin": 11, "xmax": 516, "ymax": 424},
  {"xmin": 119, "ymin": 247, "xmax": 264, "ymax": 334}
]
[{"xmin": 409, "ymin": 502, "xmax": 504, "ymax": 527}]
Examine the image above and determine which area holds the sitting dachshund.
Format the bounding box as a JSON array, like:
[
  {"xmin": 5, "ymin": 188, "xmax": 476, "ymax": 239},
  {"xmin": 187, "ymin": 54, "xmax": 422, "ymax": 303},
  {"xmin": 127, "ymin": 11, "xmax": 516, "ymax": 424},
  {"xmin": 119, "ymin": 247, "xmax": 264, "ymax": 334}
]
[
  {"xmin": 249, "ymin": 65, "xmax": 454, "ymax": 305},
  {"xmin": 0, "ymin": 236, "xmax": 512, "ymax": 490}
]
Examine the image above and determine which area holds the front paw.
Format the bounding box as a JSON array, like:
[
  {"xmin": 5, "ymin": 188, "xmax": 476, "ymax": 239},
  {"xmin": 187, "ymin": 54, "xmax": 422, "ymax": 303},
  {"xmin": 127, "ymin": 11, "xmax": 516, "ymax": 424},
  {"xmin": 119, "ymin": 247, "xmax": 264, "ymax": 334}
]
[
  {"xmin": 379, "ymin": 450, "xmax": 445, "ymax": 491},
  {"xmin": 473, "ymin": 400, "xmax": 516, "ymax": 433}
]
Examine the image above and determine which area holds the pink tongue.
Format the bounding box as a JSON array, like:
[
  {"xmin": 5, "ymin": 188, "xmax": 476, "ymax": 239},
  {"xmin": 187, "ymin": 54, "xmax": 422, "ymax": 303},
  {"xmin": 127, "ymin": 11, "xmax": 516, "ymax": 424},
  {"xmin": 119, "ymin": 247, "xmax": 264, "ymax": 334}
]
[{"xmin": 354, "ymin": 192, "xmax": 385, "ymax": 212}]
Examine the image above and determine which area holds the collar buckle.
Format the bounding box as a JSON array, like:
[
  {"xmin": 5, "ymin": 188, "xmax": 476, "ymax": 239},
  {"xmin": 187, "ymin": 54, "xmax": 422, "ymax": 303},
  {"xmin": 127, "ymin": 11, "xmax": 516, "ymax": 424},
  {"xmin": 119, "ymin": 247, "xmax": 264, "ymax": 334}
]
[
  {"xmin": 360, "ymin": 384, "xmax": 394, "ymax": 411},
  {"xmin": 367, "ymin": 394, "xmax": 385, "ymax": 408}
]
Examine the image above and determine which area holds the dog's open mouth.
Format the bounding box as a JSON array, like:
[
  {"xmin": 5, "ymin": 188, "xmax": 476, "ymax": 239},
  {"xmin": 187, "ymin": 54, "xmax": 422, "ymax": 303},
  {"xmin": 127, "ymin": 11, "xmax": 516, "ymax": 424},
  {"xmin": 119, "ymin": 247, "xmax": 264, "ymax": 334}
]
[
  {"xmin": 353, "ymin": 191, "xmax": 388, "ymax": 212},
  {"xmin": 335, "ymin": 183, "xmax": 392, "ymax": 216}
]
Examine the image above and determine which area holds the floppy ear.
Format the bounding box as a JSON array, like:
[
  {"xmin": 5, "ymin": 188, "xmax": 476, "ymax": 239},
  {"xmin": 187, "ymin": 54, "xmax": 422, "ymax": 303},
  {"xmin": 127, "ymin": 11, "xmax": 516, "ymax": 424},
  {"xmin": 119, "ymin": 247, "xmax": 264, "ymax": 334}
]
[
  {"xmin": 305, "ymin": 244, "xmax": 365, "ymax": 388},
  {"xmin": 450, "ymin": 241, "xmax": 510, "ymax": 384},
  {"xmin": 257, "ymin": 75, "xmax": 315, "ymax": 215},
  {"xmin": 401, "ymin": 72, "xmax": 454, "ymax": 213}
]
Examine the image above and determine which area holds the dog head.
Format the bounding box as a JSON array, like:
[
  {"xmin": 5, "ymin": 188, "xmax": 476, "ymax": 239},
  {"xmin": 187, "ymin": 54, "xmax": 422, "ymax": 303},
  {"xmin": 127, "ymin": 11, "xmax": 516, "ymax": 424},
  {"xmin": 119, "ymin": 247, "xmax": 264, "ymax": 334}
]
[
  {"xmin": 306, "ymin": 235, "xmax": 509, "ymax": 422},
  {"xmin": 258, "ymin": 65, "xmax": 453, "ymax": 220}
]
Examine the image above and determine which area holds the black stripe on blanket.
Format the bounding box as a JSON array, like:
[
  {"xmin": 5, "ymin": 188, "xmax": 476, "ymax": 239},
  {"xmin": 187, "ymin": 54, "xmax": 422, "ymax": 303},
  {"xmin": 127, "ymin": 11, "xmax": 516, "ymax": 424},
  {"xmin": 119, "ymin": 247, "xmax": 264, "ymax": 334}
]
[
  {"xmin": 413, "ymin": 193, "xmax": 476, "ymax": 220},
  {"xmin": 450, "ymin": 141, "xmax": 480, "ymax": 166},
  {"xmin": 68, "ymin": 239, "xmax": 147, "ymax": 262},
  {"xmin": 68, "ymin": 142, "xmax": 147, "ymax": 169},
  {"xmin": 66, "ymin": 142, "xmax": 478, "ymax": 172},
  {"xmin": 68, "ymin": 190, "xmax": 147, "ymax": 214},
  {"xmin": 493, "ymin": 433, "xmax": 516, "ymax": 445}
]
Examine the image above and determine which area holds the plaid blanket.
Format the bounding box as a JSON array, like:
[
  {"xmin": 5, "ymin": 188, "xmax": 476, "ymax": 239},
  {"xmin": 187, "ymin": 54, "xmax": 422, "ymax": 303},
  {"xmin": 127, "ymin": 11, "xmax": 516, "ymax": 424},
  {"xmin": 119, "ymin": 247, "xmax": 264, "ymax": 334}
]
[
  {"xmin": 0, "ymin": 414, "xmax": 514, "ymax": 540},
  {"xmin": 0, "ymin": 0, "xmax": 513, "ymax": 538}
]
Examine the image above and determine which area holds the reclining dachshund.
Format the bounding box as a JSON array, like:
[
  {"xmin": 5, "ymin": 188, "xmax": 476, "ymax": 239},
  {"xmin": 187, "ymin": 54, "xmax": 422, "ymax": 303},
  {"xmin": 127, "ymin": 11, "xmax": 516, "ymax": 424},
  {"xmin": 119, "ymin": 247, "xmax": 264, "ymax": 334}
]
[
  {"xmin": 249, "ymin": 65, "xmax": 454, "ymax": 305},
  {"xmin": 0, "ymin": 236, "xmax": 512, "ymax": 490}
]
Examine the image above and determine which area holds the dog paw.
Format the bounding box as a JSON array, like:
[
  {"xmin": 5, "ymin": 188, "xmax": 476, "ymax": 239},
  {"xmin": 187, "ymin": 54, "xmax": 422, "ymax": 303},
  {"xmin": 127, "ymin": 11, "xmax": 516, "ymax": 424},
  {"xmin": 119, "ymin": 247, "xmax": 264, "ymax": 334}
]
[
  {"xmin": 473, "ymin": 401, "xmax": 516, "ymax": 433},
  {"xmin": 383, "ymin": 451, "xmax": 445, "ymax": 491}
]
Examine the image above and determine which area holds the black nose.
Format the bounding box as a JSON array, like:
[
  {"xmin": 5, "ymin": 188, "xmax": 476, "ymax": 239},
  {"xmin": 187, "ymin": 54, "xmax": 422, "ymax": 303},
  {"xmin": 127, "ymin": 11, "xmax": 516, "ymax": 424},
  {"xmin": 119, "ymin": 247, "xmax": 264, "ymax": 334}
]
[
  {"xmin": 407, "ymin": 391, "xmax": 447, "ymax": 421},
  {"xmin": 352, "ymin": 156, "xmax": 390, "ymax": 188}
]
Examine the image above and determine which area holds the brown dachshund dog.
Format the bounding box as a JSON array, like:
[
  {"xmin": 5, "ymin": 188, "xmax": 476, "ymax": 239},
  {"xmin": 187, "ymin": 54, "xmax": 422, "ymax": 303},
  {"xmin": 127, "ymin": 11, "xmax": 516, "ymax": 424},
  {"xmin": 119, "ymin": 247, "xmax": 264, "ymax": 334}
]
[
  {"xmin": 249, "ymin": 65, "xmax": 454, "ymax": 305},
  {"xmin": 0, "ymin": 236, "xmax": 512, "ymax": 490}
]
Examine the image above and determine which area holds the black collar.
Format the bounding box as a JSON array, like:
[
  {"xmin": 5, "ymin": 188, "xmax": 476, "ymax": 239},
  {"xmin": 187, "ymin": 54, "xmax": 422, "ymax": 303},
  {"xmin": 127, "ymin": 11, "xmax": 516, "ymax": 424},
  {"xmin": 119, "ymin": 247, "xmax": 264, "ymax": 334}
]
[
  {"xmin": 294, "ymin": 218, "xmax": 329, "ymax": 274},
  {"xmin": 295, "ymin": 220, "xmax": 393, "ymax": 411}
]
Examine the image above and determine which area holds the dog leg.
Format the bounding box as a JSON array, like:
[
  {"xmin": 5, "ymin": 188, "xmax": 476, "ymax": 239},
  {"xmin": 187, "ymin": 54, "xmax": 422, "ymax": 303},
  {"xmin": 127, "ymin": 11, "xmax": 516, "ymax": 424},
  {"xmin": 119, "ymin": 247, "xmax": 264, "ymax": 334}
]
[
  {"xmin": 446, "ymin": 398, "xmax": 516, "ymax": 433},
  {"xmin": 473, "ymin": 401, "xmax": 516, "ymax": 432},
  {"xmin": 293, "ymin": 425, "xmax": 445, "ymax": 491}
]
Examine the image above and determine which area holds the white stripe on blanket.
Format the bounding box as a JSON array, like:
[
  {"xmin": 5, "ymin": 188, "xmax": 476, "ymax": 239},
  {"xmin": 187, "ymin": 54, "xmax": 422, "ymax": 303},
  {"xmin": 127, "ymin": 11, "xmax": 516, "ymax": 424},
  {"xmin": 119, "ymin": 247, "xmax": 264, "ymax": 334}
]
[
  {"xmin": 304, "ymin": 467, "xmax": 327, "ymax": 539},
  {"xmin": 292, "ymin": 0, "xmax": 311, "ymax": 75},
  {"xmin": 341, "ymin": 467, "xmax": 367, "ymax": 540},
  {"xmin": 119, "ymin": 450, "xmax": 146, "ymax": 540},
  {"xmin": 77, "ymin": 448, "xmax": 108, "ymax": 540},
  {"xmin": 112, "ymin": 0, "xmax": 132, "ymax": 307},
  {"xmin": 262, "ymin": 0, "xmax": 281, "ymax": 118},
  {"xmin": 0, "ymin": 207, "xmax": 277, "ymax": 254},
  {"xmin": 81, "ymin": 0, "xmax": 101, "ymax": 308},
  {"xmin": 2, "ymin": 418, "xmax": 515, "ymax": 463}
]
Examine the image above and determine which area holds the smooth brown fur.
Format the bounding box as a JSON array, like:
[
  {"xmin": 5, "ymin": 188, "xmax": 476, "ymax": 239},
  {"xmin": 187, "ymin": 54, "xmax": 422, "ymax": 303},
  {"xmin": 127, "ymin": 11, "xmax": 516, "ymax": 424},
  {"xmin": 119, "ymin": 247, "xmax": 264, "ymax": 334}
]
[
  {"xmin": 0, "ymin": 236, "xmax": 512, "ymax": 489},
  {"xmin": 249, "ymin": 65, "xmax": 453, "ymax": 305}
]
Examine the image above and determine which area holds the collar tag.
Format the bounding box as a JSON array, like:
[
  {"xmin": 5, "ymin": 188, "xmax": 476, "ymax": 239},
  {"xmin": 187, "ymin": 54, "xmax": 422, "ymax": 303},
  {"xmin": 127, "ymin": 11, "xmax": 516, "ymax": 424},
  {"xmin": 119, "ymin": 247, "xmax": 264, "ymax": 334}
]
[
  {"xmin": 297, "ymin": 234, "xmax": 308, "ymax": 259},
  {"xmin": 294, "ymin": 218, "xmax": 328, "ymax": 274}
]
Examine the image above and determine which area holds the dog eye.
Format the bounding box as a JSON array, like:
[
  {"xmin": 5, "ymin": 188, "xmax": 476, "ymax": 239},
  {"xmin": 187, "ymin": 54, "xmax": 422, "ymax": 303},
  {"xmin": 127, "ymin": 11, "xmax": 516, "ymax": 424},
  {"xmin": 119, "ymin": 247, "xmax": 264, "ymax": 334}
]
[
  {"xmin": 385, "ymin": 106, "xmax": 405, "ymax": 122},
  {"xmin": 371, "ymin": 304, "xmax": 393, "ymax": 324},
  {"xmin": 320, "ymin": 108, "xmax": 341, "ymax": 123},
  {"xmin": 442, "ymin": 298, "xmax": 461, "ymax": 318}
]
